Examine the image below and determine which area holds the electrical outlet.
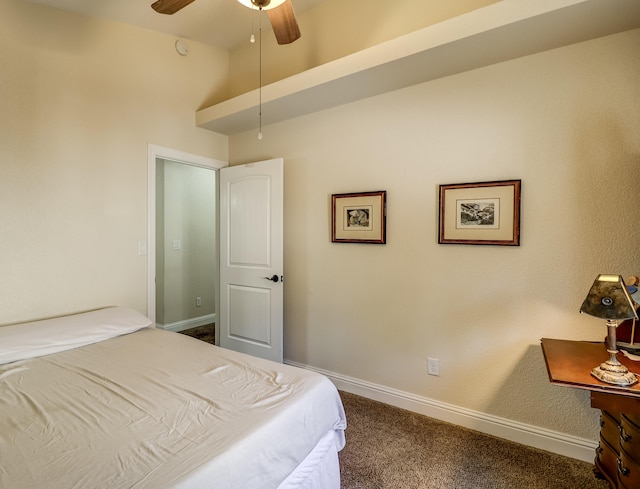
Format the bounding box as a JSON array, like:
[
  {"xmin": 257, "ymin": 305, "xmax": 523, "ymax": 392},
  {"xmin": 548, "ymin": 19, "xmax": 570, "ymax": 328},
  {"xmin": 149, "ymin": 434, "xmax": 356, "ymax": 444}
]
[
  {"xmin": 196, "ymin": 297, "xmax": 202, "ymax": 307},
  {"xmin": 427, "ymin": 357, "xmax": 439, "ymax": 376}
]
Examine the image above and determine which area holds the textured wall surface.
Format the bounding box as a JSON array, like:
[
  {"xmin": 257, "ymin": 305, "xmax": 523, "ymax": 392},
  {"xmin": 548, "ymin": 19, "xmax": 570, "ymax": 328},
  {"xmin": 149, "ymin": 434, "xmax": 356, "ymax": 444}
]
[
  {"xmin": 0, "ymin": 0, "xmax": 228, "ymax": 324},
  {"xmin": 229, "ymin": 28, "xmax": 640, "ymax": 441}
]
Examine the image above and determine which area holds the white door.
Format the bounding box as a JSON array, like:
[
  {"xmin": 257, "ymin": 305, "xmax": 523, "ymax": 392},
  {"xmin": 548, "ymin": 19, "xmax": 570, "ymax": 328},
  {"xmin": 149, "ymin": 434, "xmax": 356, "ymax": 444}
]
[{"xmin": 219, "ymin": 158, "xmax": 284, "ymax": 362}]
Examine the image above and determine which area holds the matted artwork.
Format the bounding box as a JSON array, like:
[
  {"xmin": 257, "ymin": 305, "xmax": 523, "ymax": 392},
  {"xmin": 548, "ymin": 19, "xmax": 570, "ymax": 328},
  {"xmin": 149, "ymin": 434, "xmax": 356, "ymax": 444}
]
[
  {"xmin": 331, "ymin": 191, "xmax": 386, "ymax": 244},
  {"xmin": 438, "ymin": 180, "xmax": 521, "ymax": 246}
]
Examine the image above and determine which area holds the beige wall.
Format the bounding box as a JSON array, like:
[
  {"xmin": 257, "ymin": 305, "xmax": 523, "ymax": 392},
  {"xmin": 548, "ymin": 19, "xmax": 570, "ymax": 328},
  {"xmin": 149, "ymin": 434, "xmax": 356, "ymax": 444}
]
[
  {"xmin": 229, "ymin": 29, "xmax": 640, "ymax": 441},
  {"xmin": 2, "ymin": 0, "xmax": 639, "ymax": 456},
  {"xmin": 224, "ymin": 0, "xmax": 499, "ymax": 100},
  {"xmin": 0, "ymin": 0, "xmax": 228, "ymax": 324}
]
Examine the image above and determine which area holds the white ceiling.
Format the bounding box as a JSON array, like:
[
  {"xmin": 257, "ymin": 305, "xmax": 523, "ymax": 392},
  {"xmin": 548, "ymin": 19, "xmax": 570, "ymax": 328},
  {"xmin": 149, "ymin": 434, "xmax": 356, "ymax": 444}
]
[{"xmin": 28, "ymin": 0, "xmax": 326, "ymax": 51}]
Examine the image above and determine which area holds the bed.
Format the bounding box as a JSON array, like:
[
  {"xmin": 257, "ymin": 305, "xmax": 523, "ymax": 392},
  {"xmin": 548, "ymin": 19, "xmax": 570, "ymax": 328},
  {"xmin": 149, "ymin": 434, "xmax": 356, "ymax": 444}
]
[{"xmin": 0, "ymin": 306, "xmax": 347, "ymax": 488}]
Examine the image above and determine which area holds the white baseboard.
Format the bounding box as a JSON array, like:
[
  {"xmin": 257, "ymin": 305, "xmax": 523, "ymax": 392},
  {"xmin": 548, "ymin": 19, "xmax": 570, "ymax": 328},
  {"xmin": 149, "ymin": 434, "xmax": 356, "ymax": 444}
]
[
  {"xmin": 285, "ymin": 360, "xmax": 597, "ymax": 463},
  {"xmin": 157, "ymin": 314, "xmax": 216, "ymax": 333}
]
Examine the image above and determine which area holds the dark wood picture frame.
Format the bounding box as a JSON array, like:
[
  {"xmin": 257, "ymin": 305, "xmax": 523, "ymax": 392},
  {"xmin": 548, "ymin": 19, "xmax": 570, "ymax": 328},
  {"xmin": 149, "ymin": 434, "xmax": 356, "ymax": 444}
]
[
  {"xmin": 331, "ymin": 191, "xmax": 386, "ymax": 244},
  {"xmin": 438, "ymin": 180, "xmax": 521, "ymax": 246}
]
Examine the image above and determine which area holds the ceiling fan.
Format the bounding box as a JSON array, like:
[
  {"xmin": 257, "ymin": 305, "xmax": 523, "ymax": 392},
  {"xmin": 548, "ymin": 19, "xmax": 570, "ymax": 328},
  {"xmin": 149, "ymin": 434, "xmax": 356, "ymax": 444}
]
[{"xmin": 151, "ymin": 0, "xmax": 301, "ymax": 45}]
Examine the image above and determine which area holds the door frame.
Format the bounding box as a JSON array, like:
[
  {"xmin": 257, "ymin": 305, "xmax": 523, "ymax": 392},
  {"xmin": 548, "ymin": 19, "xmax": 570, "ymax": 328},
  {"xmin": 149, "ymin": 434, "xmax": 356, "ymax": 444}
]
[{"xmin": 147, "ymin": 144, "xmax": 228, "ymax": 339}]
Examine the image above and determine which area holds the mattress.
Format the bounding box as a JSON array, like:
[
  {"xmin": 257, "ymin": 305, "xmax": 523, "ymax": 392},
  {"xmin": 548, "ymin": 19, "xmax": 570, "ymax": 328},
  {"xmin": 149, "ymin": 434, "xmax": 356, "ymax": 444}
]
[{"xmin": 0, "ymin": 307, "xmax": 346, "ymax": 488}]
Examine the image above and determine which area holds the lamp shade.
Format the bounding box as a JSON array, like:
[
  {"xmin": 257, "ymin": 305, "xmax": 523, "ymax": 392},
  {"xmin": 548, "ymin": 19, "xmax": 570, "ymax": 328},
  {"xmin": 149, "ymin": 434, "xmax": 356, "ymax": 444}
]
[
  {"xmin": 580, "ymin": 274, "xmax": 638, "ymax": 320},
  {"xmin": 237, "ymin": 0, "xmax": 287, "ymax": 10}
]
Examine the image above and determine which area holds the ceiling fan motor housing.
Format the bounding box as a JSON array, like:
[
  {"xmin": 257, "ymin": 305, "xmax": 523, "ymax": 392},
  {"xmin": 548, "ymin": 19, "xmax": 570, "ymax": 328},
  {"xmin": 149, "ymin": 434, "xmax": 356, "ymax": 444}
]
[
  {"xmin": 152, "ymin": 0, "xmax": 300, "ymax": 45},
  {"xmin": 243, "ymin": 0, "xmax": 290, "ymax": 10}
]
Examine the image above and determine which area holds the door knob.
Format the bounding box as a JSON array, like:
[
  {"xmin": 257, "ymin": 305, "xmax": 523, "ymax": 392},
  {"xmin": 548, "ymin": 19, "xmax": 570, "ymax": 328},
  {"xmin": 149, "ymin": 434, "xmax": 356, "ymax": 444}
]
[{"xmin": 264, "ymin": 274, "xmax": 280, "ymax": 283}]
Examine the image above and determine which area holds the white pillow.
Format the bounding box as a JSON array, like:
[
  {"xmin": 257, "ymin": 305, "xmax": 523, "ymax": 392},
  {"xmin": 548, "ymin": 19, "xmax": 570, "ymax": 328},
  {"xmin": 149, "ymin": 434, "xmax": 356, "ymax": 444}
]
[{"xmin": 0, "ymin": 306, "xmax": 153, "ymax": 365}]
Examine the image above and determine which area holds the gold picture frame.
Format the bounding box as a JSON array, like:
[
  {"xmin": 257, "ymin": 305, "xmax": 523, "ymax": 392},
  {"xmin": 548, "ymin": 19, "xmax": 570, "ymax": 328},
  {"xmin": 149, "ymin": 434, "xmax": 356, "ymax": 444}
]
[
  {"xmin": 438, "ymin": 180, "xmax": 521, "ymax": 246},
  {"xmin": 331, "ymin": 191, "xmax": 387, "ymax": 244}
]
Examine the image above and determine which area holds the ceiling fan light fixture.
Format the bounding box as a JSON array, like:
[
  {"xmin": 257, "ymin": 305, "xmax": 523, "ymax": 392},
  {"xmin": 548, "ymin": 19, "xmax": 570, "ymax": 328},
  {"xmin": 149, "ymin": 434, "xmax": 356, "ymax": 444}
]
[{"xmin": 237, "ymin": 0, "xmax": 286, "ymax": 11}]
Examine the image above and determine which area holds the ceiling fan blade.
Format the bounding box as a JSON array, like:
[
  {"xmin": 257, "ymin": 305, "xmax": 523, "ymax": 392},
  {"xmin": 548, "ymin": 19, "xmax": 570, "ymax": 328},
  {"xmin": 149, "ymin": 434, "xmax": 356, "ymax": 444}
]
[
  {"xmin": 267, "ymin": 0, "xmax": 301, "ymax": 45},
  {"xmin": 151, "ymin": 0, "xmax": 196, "ymax": 15}
]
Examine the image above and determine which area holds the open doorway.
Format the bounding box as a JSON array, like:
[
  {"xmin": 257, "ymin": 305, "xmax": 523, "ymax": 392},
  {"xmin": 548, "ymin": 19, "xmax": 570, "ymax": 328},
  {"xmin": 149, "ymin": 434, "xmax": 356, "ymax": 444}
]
[
  {"xmin": 147, "ymin": 145, "xmax": 227, "ymax": 345},
  {"xmin": 156, "ymin": 159, "xmax": 216, "ymax": 335}
]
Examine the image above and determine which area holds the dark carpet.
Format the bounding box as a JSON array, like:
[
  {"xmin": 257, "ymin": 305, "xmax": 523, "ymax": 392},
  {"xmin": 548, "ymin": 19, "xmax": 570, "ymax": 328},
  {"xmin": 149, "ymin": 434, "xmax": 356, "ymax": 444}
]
[
  {"xmin": 179, "ymin": 324, "xmax": 215, "ymax": 345},
  {"xmin": 338, "ymin": 391, "xmax": 608, "ymax": 489}
]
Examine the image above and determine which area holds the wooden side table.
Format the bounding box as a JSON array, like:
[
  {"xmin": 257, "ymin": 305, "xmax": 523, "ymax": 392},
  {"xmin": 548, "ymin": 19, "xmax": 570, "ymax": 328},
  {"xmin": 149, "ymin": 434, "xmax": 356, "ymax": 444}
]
[{"xmin": 541, "ymin": 338, "xmax": 640, "ymax": 489}]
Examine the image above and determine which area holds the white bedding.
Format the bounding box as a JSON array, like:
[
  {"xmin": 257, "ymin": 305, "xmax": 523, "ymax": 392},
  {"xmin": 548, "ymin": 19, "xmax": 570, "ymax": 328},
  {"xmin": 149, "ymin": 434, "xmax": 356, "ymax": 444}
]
[
  {"xmin": 0, "ymin": 307, "xmax": 346, "ymax": 489},
  {"xmin": 0, "ymin": 306, "xmax": 153, "ymax": 364}
]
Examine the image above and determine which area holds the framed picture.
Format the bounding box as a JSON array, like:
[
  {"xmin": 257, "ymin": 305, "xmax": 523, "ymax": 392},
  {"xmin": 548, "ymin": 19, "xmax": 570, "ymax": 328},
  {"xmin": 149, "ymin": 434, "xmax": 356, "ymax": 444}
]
[
  {"xmin": 438, "ymin": 180, "xmax": 521, "ymax": 246},
  {"xmin": 332, "ymin": 191, "xmax": 386, "ymax": 244}
]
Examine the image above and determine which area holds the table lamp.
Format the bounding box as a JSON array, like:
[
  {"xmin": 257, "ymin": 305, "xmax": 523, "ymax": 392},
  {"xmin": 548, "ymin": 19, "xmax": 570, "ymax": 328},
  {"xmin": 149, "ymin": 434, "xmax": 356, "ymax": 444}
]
[{"xmin": 580, "ymin": 274, "xmax": 639, "ymax": 386}]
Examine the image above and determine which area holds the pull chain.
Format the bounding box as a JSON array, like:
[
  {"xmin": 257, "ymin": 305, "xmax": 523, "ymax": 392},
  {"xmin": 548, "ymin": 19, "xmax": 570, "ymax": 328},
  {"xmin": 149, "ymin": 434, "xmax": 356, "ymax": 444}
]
[
  {"xmin": 249, "ymin": 6, "xmax": 255, "ymax": 43},
  {"xmin": 258, "ymin": 9, "xmax": 263, "ymax": 140}
]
